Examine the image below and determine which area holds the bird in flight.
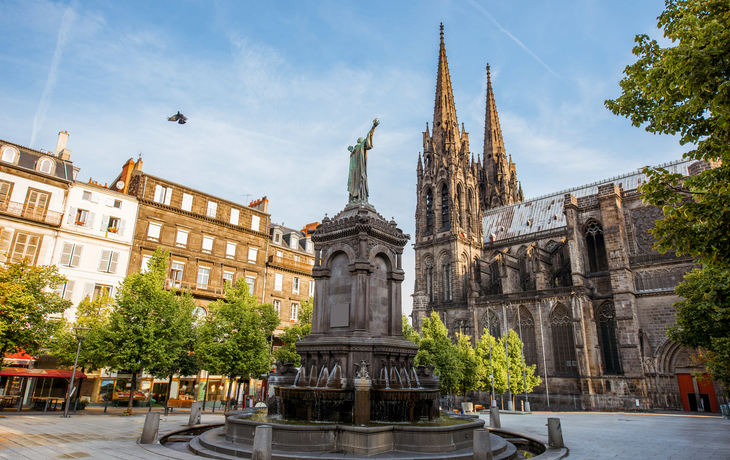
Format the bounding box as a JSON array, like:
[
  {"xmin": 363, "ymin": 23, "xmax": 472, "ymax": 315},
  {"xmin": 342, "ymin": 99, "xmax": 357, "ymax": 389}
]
[{"xmin": 168, "ymin": 111, "xmax": 187, "ymax": 124}]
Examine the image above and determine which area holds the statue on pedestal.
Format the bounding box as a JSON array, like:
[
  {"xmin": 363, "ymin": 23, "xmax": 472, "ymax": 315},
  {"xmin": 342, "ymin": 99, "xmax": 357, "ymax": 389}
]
[{"xmin": 347, "ymin": 118, "xmax": 380, "ymax": 203}]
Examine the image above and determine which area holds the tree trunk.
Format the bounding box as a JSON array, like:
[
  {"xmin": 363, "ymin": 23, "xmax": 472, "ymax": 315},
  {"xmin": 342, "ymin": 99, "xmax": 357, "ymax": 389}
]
[
  {"xmin": 224, "ymin": 376, "xmax": 233, "ymax": 412},
  {"xmin": 165, "ymin": 374, "xmax": 174, "ymax": 415},
  {"xmin": 127, "ymin": 371, "xmax": 138, "ymax": 415}
]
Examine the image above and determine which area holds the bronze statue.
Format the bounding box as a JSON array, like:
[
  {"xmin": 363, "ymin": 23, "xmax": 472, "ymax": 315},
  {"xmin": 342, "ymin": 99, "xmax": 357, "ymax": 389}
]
[{"xmin": 347, "ymin": 118, "xmax": 380, "ymax": 202}]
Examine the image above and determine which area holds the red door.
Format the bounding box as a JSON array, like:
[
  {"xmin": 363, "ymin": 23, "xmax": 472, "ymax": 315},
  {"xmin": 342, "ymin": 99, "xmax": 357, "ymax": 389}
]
[
  {"xmin": 676, "ymin": 373, "xmax": 694, "ymax": 412},
  {"xmin": 696, "ymin": 374, "xmax": 719, "ymax": 413}
]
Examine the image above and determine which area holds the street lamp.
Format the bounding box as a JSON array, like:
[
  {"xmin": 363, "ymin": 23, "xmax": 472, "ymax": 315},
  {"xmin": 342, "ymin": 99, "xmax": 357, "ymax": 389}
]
[{"xmin": 63, "ymin": 327, "xmax": 91, "ymax": 418}]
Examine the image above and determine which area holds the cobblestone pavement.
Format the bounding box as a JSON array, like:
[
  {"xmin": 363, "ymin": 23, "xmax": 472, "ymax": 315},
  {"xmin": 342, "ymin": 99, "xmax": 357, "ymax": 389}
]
[
  {"xmin": 0, "ymin": 409, "xmax": 727, "ymax": 459},
  {"xmin": 486, "ymin": 411, "xmax": 730, "ymax": 459}
]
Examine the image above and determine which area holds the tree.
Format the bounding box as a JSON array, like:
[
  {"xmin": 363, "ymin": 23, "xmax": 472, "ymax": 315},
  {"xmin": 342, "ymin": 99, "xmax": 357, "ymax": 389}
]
[
  {"xmin": 503, "ymin": 330, "xmax": 541, "ymax": 395},
  {"xmin": 101, "ymin": 248, "xmax": 188, "ymax": 415},
  {"xmin": 414, "ymin": 312, "xmax": 463, "ymax": 395},
  {"xmin": 475, "ymin": 332, "xmax": 508, "ymax": 394},
  {"xmin": 455, "ymin": 332, "xmax": 479, "ymax": 396},
  {"xmin": 273, "ymin": 299, "xmax": 312, "ymax": 367},
  {"xmin": 48, "ymin": 294, "xmax": 114, "ymax": 372},
  {"xmin": 196, "ymin": 279, "xmax": 279, "ymax": 410},
  {"xmin": 402, "ymin": 315, "xmax": 421, "ymax": 346},
  {"xmin": 605, "ymin": 0, "xmax": 730, "ymax": 387},
  {"xmin": 475, "ymin": 330, "xmax": 541, "ymax": 396},
  {"xmin": 0, "ymin": 260, "xmax": 70, "ymax": 359}
]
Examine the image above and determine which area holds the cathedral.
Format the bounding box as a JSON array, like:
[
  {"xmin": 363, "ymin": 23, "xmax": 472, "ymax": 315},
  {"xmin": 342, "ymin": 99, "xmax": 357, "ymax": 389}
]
[{"xmin": 411, "ymin": 26, "xmax": 725, "ymax": 413}]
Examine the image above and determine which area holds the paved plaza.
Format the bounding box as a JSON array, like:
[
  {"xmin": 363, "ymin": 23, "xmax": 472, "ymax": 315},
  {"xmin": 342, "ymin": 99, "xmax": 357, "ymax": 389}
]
[{"xmin": 0, "ymin": 409, "xmax": 727, "ymax": 459}]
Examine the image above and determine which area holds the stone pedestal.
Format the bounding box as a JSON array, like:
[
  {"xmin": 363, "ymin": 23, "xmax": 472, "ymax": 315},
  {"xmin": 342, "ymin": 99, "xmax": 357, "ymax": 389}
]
[{"xmin": 353, "ymin": 376, "xmax": 371, "ymax": 426}]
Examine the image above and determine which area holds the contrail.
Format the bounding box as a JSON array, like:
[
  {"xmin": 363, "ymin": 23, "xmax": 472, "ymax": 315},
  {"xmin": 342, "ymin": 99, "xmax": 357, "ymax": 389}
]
[
  {"xmin": 30, "ymin": 6, "xmax": 76, "ymax": 148},
  {"xmin": 465, "ymin": 0, "xmax": 562, "ymax": 80}
]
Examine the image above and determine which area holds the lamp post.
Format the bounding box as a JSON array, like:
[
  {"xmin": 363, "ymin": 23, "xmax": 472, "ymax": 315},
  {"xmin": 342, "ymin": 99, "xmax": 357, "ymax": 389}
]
[
  {"xmin": 63, "ymin": 327, "xmax": 90, "ymax": 418},
  {"xmin": 486, "ymin": 304, "xmax": 495, "ymax": 407}
]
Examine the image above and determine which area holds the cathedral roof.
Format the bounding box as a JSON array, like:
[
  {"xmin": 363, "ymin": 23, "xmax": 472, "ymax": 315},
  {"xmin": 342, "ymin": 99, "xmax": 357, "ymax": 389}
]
[{"xmin": 482, "ymin": 159, "xmax": 694, "ymax": 244}]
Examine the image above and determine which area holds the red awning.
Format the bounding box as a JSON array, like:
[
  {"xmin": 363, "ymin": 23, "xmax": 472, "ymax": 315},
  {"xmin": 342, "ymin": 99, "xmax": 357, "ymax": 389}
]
[
  {"xmin": 4, "ymin": 352, "xmax": 33, "ymax": 360},
  {"xmin": 0, "ymin": 368, "xmax": 86, "ymax": 379}
]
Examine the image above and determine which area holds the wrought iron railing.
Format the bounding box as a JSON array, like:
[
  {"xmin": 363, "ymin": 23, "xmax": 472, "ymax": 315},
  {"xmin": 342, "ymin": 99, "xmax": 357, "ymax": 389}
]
[{"xmin": 0, "ymin": 201, "xmax": 63, "ymax": 226}]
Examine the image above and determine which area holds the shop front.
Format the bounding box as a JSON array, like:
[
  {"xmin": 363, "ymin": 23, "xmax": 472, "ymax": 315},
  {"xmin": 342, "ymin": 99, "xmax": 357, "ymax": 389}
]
[{"xmin": 0, "ymin": 368, "xmax": 86, "ymax": 411}]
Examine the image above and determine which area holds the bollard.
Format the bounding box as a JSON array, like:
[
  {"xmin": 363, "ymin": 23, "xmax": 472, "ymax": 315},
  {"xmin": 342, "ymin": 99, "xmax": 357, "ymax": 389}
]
[
  {"xmin": 140, "ymin": 412, "xmax": 160, "ymax": 444},
  {"xmin": 489, "ymin": 406, "xmax": 501, "ymax": 428},
  {"xmin": 473, "ymin": 428, "xmax": 493, "ymax": 460},
  {"xmin": 189, "ymin": 401, "xmax": 202, "ymax": 426},
  {"xmin": 252, "ymin": 425, "xmax": 273, "ymax": 460},
  {"xmin": 547, "ymin": 417, "xmax": 564, "ymax": 448}
]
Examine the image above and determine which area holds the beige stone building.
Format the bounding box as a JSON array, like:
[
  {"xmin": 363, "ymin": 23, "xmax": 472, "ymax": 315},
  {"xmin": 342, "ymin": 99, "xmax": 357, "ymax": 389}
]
[{"xmin": 412, "ymin": 27, "xmax": 726, "ymax": 413}]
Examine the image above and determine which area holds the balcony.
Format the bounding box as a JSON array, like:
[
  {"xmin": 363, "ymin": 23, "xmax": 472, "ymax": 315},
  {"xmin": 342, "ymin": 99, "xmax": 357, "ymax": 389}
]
[
  {"xmin": 164, "ymin": 279, "xmax": 225, "ymax": 298},
  {"xmin": 268, "ymin": 255, "xmax": 313, "ymax": 273},
  {"xmin": 0, "ymin": 201, "xmax": 63, "ymax": 226}
]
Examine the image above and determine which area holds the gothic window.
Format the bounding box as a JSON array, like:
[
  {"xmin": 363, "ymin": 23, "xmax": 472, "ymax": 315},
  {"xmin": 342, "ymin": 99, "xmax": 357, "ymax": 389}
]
[
  {"xmin": 551, "ymin": 242, "xmax": 573, "ymax": 288},
  {"xmin": 550, "ymin": 304, "xmax": 578, "ymax": 375},
  {"xmin": 467, "ymin": 191, "xmax": 474, "ymax": 233},
  {"xmin": 426, "ymin": 266, "xmax": 435, "ymax": 303},
  {"xmin": 597, "ymin": 302, "xmax": 622, "ymax": 375},
  {"xmin": 585, "ymin": 221, "xmax": 608, "ymax": 272},
  {"xmin": 519, "ymin": 250, "xmax": 535, "ymax": 292},
  {"xmin": 487, "ymin": 260, "xmax": 501, "ymax": 295},
  {"xmin": 515, "ymin": 306, "xmax": 538, "ymax": 370},
  {"xmin": 425, "ymin": 188, "xmax": 434, "ymax": 234},
  {"xmin": 442, "ymin": 262, "xmax": 452, "ymax": 301},
  {"xmin": 441, "ymin": 184, "xmax": 450, "ymax": 229},
  {"xmin": 456, "ymin": 185, "xmax": 463, "ymax": 228},
  {"xmin": 484, "ymin": 309, "xmax": 501, "ymax": 339}
]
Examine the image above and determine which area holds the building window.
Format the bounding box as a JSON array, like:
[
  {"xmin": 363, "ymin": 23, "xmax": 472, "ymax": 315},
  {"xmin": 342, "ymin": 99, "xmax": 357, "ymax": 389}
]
[
  {"xmin": 248, "ymin": 247, "xmax": 258, "ymax": 262},
  {"xmin": 425, "ymin": 188, "xmax": 434, "ymax": 233},
  {"xmin": 294, "ymin": 255, "xmax": 300, "ymax": 262},
  {"xmin": 56, "ymin": 280, "xmax": 75, "ymax": 301},
  {"xmin": 72, "ymin": 208, "xmax": 93, "ymax": 227},
  {"xmin": 98, "ymin": 249, "xmax": 120, "ymax": 273},
  {"xmin": 251, "ymin": 215, "xmax": 260, "ymax": 232},
  {"xmin": 426, "ymin": 266, "xmax": 434, "ymax": 303},
  {"xmin": 515, "ymin": 306, "xmax": 539, "ymax": 370},
  {"xmin": 485, "ymin": 309, "xmax": 501, "ymax": 339},
  {"xmin": 222, "ymin": 271, "xmax": 234, "ymax": 286},
  {"xmin": 441, "ymin": 184, "xmax": 450, "ymax": 229},
  {"xmin": 308, "ymin": 280, "xmax": 314, "ymax": 297},
  {"xmin": 585, "ymin": 221, "xmax": 608, "ymax": 272},
  {"xmin": 38, "ymin": 158, "xmax": 54, "ymax": 174},
  {"xmin": 274, "ymin": 273, "xmax": 283, "ymax": 291},
  {"xmin": 275, "ymin": 233, "xmax": 281, "ymax": 243},
  {"xmin": 197, "ymin": 267, "xmax": 210, "ymax": 289},
  {"xmin": 442, "ymin": 262, "xmax": 452, "ymax": 301},
  {"xmin": 154, "ymin": 185, "xmax": 172, "ymax": 205},
  {"xmin": 170, "ymin": 262, "xmax": 184, "ymax": 287},
  {"xmin": 273, "ymin": 300, "xmax": 281, "ymax": 317},
  {"xmin": 245, "ymin": 276, "xmax": 255, "ymax": 295},
  {"xmin": 290, "ymin": 302, "xmax": 299, "ymax": 321},
  {"xmin": 206, "ymin": 201, "xmax": 217, "ymax": 218},
  {"xmin": 9, "ymin": 233, "xmax": 41, "ymax": 264},
  {"xmin": 456, "ymin": 186, "xmax": 463, "ymax": 228},
  {"xmin": 105, "ymin": 198, "xmax": 122, "ymax": 209},
  {"xmin": 292, "ymin": 277, "xmax": 300, "ymax": 294},
  {"xmin": 83, "ymin": 282, "xmax": 112, "ymax": 301},
  {"xmin": 550, "ymin": 304, "xmax": 578, "ymax": 375},
  {"xmin": 202, "ymin": 236, "xmax": 214, "ymax": 253},
  {"xmin": 141, "ymin": 254, "xmax": 152, "ymax": 272},
  {"xmin": 0, "ymin": 180, "xmax": 13, "ymax": 205},
  {"xmin": 230, "ymin": 208, "xmax": 240, "ymax": 225},
  {"xmin": 226, "ymin": 242, "xmax": 237, "ymax": 258},
  {"xmin": 597, "ymin": 302, "xmax": 623, "ymax": 375},
  {"xmin": 25, "ymin": 189, "xmax": 50, "ymax": 219},
  {"xmin": 1, "ymin": 146, "xmax": 18, "ymax": 163},
  {"xmin": 181, "ymin": 193, "xmax": 193, "ymax": 212},
  {"xmin": 290, "ymin": 236, "xmax": 298, "ymax": 250},
  {"xmin": 276, "ymin": 250, "xmax": 283, "ymax": 257},
  {"xmin": 175, "ymin": 229, "xmax": 188, "ymax": 247},
  {"xmin": 147, "ymin": 222, "xmax": 162, "ymax": 240},
  {"xmin": 81, "ymin": 191, "xmax": 99, "ymax": 203},
  {"xmin": 59, "ymin": 242, "xmax": 83, "ymax": 268}
]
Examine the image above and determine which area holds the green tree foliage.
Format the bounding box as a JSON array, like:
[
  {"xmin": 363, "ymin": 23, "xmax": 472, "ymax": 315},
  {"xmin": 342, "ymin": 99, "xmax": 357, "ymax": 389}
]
[
  {"xmin": 455, "ymin": 332, "xmax": 479, "ymax": 396},
  {"xmin": 414, "ymin": 312, "xmax": 463, "ymax": 394},
  {"xmin": 273, "ymin": 299, "xmax": 313, "ymax": 367},
  {"xmin": 402, "ymin": 315, "xmax": 421, "ymax": 345},
  {"xmin": 605, "ymin": 0, "xmax": 730, "ymax": 386},
  {"xmin": 476, "ymin": 330, "xmax": 541, "ymax": 395},
  {"xmin": 0, "ymin": 260, "xmax": 69, "ymax": 358},
  {"xmin": 100, "ymin": 248, "xmax": 189, "ymax": 414},
  {"xmin": 48, "ymin": 294, "xmax": 114, "ymax": 372},
  {"xmin": 503, "ymin": 330, "xmax": 541, "ymax": 394},
  {"xmin": 196, "ymin": 279, "xmax": 279, "ymax": 409}
]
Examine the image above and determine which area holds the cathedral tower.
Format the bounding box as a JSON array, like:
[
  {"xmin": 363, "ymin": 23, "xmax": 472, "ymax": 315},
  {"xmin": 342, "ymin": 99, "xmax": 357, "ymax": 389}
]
[
  {"xmin": 480, "ymin": 65, "xmax": 523, "ymax": 211},
  {"xmin": 412, "ymin": 25, "xmax": 483, "ymax": 336}
]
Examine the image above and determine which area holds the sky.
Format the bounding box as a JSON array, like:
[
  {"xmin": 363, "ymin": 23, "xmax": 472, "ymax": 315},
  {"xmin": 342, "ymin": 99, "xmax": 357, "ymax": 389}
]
[{"xmin": 0, "ymin": 0, "xmax": 685, "ymax": 319}]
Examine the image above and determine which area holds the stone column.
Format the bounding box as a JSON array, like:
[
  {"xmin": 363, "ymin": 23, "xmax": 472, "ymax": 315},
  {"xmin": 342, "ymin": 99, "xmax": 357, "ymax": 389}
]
[{"xmin": 353, "ymin": 375, "xmax": 371, "ymax": 426}]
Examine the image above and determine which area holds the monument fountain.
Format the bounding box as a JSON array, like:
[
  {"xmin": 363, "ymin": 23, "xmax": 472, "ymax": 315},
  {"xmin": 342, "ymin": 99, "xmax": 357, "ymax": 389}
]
[{"xmin": 162, "ymin": 119, "xmax": 531, "ymax": 459}]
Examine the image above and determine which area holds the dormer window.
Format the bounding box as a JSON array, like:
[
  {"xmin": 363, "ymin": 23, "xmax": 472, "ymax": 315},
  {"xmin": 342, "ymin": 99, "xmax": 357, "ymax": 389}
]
[
  {"xmin": 274, "ymin": 232, "xmax": 281, "ymax": 243},
  {"xmin": 38, "ymin": 158, "xmax": 55, "ymax": 174},
  {"xmin": 290, "ymin": 236, "xmax": 298, "ymax": 250},
  {"xmin": 1, "ymin": 146, "xmax": 18, "ymax": 164}
]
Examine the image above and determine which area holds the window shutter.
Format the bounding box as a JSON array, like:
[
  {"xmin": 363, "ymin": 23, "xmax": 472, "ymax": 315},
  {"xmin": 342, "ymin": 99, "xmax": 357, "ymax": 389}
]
[
  {"xmin": 90, "ymin": 193, "xmax": 100, "ymax": 203},
  {"xmin": 274, "ymin": 273, "xmax": 283, "ymax": 291},
  {"xmin": 83, "ymin": 282, "xmax": 94, "ymax": 301},
  {"xmin": 230, "ymin": 208, "xmax": 239, "ymax": 225},
  {"xmin": 98, "ymin": 249, "xmax": 111, "ymax": 272},
  {"xmin": 59, "ymin": 242, "xmax": 73, "ymax": 266},
  {"xmin": 251, "ymin": 215, "xmax": 260, "ymax": 231},
  {"xmin": 181, "ymin": 193, "xmax": 193, "ymax": 211},
  {"xmin": 106, "ymin": 198, "xmax": 114, "ymax": 207},
  {"xmin": 108, "ymin": 251, "xmax": 119, "ymax": 274},
  {"xmin": 63, "ymin": 280, "xmax": 75, "ymax": 301},
  {"xmin": 86, "ymin": 212, "xmax": 95, "ymax": 229},
  {"xmin": 102, "ymin": 215, "xmax": 109, "ymax": 232},
  {"xmin": 118, "ymin": 219, "xmax": 126, "ymax": 236},
  {"xmin": 154, "ymin": 185, "xmax": 164, "ymax": 203},
  {"xmin": 70, "ymin": 245, "xmax": 83, "ymax": 268},
  {"xmin": 67, "ymin": 207, "xmax": 76, "ymax": 225},
  {"xmin": 164, "ymin": 187, "xmax": 172, "ymax": 205},
  {"xmin": 0, "ymin": 181, "xmax": 11, "ymax": 202}
]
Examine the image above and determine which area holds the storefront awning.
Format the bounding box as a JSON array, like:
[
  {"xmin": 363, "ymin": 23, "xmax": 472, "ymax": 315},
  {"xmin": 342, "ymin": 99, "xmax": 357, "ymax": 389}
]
[
  {"xmin": 0, "ymin": 368, "xmax": 86, "ymax": 379},
  {"xmin": 3, "ymin": 352, "xmax": 33, "ymax": 365}
]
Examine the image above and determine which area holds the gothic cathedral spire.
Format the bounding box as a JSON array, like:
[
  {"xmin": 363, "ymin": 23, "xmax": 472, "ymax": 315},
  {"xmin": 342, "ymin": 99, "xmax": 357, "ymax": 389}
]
[
  {"xmin": 481, "ymin": 64, "xmax": 522, "ymax": 211},
  {"xmin": 430, "ymin": 23, "xmax": 462, "ymax": 159}
]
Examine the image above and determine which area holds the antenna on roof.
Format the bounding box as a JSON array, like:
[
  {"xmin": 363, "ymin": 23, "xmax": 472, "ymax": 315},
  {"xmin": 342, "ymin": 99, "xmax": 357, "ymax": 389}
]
[{"xmin": 241, "ymin": 193, "xmax": 252, "ymax": 203}]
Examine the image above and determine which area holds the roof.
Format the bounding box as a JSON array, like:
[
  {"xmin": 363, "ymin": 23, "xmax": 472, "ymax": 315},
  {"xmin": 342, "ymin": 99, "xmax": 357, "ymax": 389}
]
[
  {"xmin": 0, "ymin": 138, "xmax": 76, "ymax": 182},
  {"xmin": 482, "ymin": 159, "xmax": 693, "ymax": 244},
  {"xmin": 0, "ymin": 368, "xmax": 87, "ymax": 379}
]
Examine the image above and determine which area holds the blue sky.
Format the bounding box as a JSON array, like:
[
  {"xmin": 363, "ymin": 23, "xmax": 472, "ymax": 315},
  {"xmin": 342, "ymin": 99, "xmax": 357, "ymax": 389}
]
[{"xmin": 0, "ymin": 1, "xmax": 684, "ymax": 317}]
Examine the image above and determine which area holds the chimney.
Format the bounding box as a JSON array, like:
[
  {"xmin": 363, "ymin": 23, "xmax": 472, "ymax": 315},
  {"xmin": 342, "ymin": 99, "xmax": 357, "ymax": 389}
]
[{"xmin": 55, "ymin": 131, "xmax": 71, "ymax": 160}]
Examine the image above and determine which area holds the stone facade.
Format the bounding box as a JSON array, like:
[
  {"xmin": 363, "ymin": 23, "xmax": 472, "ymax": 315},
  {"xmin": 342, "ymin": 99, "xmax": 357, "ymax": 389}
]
[{"xmin": 412, "ymin": 27, "xmax": 725, "ymax": 412}]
